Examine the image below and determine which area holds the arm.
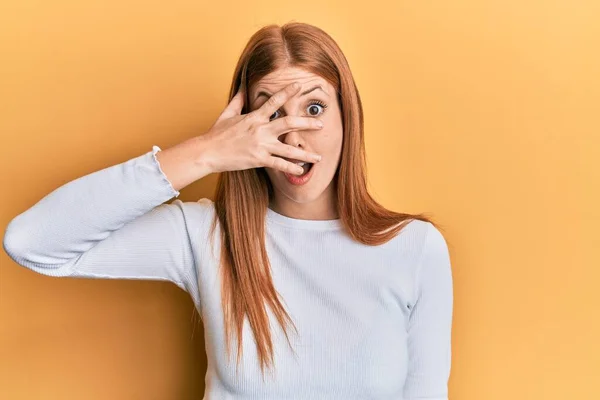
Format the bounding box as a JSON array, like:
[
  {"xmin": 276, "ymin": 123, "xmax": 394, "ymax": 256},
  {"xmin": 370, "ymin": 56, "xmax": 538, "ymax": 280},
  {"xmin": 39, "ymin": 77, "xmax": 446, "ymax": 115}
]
[
  {"xmin": 403, "ymin": 222, "xmax": 454, "ymax": 400},
  {"xmin": 2, "ymin": 145, "xmax": 210, "ymax": 307}
]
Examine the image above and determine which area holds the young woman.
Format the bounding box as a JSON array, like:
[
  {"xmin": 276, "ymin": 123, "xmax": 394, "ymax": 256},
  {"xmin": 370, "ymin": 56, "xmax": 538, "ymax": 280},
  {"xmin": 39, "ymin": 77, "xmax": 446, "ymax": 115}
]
[{"xmin": 3, "ymin": 22, "xmax": 453, "ymax": 399}]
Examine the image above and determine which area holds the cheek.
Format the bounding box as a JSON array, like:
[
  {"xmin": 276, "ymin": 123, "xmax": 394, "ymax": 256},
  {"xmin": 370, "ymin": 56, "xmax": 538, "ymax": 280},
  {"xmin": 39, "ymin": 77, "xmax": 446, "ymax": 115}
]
[
  {"xmin": 312, "ymin": 135, "xmax": 342, "ymax": 176},
  {"xmin": 316, "ymin": 128, "xmax": 343, "ymax": 158}
]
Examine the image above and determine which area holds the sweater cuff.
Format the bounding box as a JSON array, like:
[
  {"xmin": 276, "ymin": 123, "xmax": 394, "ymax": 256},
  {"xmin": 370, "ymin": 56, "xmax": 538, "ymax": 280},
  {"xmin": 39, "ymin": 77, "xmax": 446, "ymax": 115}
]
[{"xmin": 150, "ymin": 145, "xmax": 180, "ymax": 198}]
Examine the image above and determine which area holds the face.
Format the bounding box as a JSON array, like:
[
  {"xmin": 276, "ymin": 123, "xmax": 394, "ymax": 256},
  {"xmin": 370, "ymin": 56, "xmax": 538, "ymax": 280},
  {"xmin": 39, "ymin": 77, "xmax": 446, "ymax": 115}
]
[{"xmin": 248, "ymin": 67, "xmax": 344, "ymax": 219}]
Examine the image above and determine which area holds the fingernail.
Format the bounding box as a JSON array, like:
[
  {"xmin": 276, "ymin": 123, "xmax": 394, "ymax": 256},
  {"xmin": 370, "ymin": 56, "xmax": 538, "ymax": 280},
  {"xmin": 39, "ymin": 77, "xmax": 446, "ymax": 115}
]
[{"xmin": 316, "ymin": 120, "xmax": 324, "ymax": 128}]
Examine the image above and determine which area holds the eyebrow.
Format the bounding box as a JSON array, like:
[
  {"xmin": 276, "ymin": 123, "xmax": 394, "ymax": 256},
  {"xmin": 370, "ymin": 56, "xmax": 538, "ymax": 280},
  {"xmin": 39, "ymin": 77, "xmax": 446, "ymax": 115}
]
[{"xmin": 254, "ymin": 85, "xmax": 327, "ymax": 102}]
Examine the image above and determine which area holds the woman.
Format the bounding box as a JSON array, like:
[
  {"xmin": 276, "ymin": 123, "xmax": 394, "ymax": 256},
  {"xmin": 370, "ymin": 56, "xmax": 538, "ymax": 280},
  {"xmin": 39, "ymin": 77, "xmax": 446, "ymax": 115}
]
[{"xmin": 3, "ymin": 22, "xmax": 453, "ymax": 399}]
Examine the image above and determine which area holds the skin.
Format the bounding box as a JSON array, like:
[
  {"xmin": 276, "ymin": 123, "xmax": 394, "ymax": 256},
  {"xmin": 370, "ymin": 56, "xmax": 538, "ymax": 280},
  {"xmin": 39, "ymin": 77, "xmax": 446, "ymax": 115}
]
[{"xmin": 248, "ymin": 67, "xmax": 344, "ymax": 221}]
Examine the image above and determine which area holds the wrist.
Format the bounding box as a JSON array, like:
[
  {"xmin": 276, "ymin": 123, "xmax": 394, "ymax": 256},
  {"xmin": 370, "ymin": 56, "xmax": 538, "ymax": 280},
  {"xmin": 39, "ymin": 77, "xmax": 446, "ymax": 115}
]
[
  {"xmin": 191, "ymin": 135, "xmax": 216, "ymax": 177},
  {"xmin": 154, "ymin": 136, "xmax": 214, "ymax": 192}
]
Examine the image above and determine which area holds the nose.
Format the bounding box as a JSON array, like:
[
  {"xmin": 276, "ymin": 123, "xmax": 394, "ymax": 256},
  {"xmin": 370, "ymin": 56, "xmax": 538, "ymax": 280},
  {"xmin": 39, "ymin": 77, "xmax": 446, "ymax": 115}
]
[
  {"xmin": 276, "ymin": 103, "xmax": 307, "ymax": 148},
  {"xmin": 279, "ymin": 129, "xmax": 304, "ymax": 149}
]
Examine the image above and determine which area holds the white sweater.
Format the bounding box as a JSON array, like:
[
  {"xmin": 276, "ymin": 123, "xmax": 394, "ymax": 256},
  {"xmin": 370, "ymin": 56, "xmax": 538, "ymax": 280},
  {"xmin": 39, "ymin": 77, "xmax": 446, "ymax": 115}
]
[{"xmin": 3, "ymin": 145, "xmax": 454, "ymax": 400}]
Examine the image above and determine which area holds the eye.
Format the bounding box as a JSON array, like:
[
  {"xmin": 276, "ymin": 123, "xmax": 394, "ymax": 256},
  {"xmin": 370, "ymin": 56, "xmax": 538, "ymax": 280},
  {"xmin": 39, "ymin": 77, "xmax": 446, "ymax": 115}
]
[
  {"xmin": 306, "ymin": 100, "xmax": 328, "ymax": 117},
  {"xmin": 269, "ymin": 100, "xmax": 329, "ymax": 121}
]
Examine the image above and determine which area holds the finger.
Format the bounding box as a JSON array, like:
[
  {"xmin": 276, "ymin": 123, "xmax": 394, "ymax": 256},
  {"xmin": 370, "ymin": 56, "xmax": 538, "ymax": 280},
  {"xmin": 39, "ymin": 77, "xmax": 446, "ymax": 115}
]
[
  {"xmin": 218, "ymin": 88, "xmax": 245, "ymax": 121},
  {"xmin": 266, "ymin": 115, "xmax": 324, "ymax": 136},
  {"xmin": 268, "ymin": 142, "xmax": 322, "ymax": 164},
  {"xmin": 256, "ymin": 82, "xmax": 302, "ymax": 120},
  {"xmin": 265, "ymin": 155, "xmax": 306, "ymax": 175}
]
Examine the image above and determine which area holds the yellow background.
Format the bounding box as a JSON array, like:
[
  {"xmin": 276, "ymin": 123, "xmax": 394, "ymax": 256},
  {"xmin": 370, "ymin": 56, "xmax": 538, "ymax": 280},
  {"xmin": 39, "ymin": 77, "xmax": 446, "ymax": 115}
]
[{"xmin": 1, "ymin": 1, "xmax": 599, "ymax": 399}]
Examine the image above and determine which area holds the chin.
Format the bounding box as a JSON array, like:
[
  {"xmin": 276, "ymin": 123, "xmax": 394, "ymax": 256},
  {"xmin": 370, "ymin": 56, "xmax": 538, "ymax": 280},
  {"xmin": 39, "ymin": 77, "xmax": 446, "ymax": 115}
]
[{"xmin": 281, "ymin": 189, "xmax": 322, "ymax": 204}]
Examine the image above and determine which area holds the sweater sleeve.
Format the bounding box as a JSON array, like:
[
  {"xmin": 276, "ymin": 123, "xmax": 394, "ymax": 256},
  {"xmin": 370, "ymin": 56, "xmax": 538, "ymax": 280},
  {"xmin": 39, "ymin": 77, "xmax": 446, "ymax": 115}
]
[
  {"xmin": 2, "ymin": 145, "xmax": 202, "ymax": 307},
  {"xmin": 403, "ymin": 222, "xmax": 454, "ymax": 400}
]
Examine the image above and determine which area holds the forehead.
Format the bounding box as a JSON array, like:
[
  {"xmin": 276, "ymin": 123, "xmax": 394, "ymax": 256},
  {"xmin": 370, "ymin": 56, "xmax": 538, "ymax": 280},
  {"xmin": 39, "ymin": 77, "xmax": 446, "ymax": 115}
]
[{"xmin": 250, "ymin": 67, "xmax": 331, "ymax": 98}]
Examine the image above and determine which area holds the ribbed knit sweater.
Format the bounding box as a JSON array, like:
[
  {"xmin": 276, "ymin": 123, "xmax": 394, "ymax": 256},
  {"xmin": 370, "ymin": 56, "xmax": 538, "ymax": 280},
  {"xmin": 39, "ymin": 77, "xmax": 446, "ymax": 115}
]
[{"xmin": 3, "ymin": 145, "xmax": 453, "ymax": 400}]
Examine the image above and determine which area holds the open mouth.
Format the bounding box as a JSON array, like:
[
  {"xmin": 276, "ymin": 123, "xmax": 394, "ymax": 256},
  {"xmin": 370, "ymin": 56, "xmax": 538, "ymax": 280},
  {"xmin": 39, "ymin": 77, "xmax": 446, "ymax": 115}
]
[
  {"xmin": 283, "ymin": 161, "xmax": 316, "ymax": 185},
  {"xmin": 298, "ymin": 162, "xmax": 314, "ymax": 176}
]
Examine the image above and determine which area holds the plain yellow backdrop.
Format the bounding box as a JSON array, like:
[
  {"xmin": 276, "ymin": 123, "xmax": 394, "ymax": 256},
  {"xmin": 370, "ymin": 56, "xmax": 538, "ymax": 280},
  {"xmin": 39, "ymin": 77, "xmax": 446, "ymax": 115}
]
[{"xmin": 1, "ymin": 1, "xmax": 599, "ymax": 399}]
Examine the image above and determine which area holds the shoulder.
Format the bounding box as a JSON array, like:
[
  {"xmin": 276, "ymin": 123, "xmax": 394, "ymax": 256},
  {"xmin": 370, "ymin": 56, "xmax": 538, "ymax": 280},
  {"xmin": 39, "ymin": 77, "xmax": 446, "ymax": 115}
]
[
  {"xmin": 396, "ymin": 219, "xmax": 452, "ymax": 279},
  {"xmin": 168, "ymin": 197, "xmax": 215, "ymax": 219},
  {"xmin": 415, "ymin": 221, "xmax": 453, "ymax": 295},
  {"xmin": 153, "ymin": 197, "xmax": 217, "ymax": 237},
  {"xmin": 421, "ymin": 222, "xmax": 450, "ymax": 259},
  {"xmin": 388, "ymin": 219, "xmax": 437, "ymax": 253},
  {"xmin": 383, "ymin": 220, "xmax": 451, "ymax": 306},
  {"xmin": 397, "ymin": 220, "xmax": 450, "ymax": 258}
]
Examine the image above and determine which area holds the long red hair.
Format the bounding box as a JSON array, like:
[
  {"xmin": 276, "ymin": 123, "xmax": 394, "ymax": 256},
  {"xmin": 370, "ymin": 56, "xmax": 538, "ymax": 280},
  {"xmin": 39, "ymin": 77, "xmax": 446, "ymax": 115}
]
[{"xmin": 208, "ymin": 21, "xmax": 437, "ymax": 380}]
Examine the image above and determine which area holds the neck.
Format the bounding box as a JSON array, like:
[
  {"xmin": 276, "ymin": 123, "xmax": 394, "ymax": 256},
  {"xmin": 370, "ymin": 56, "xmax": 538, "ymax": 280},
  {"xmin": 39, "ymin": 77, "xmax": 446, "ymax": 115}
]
[{"xmin": 269, "ymin": 185, "xmax": 339, "ymax": 221}]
